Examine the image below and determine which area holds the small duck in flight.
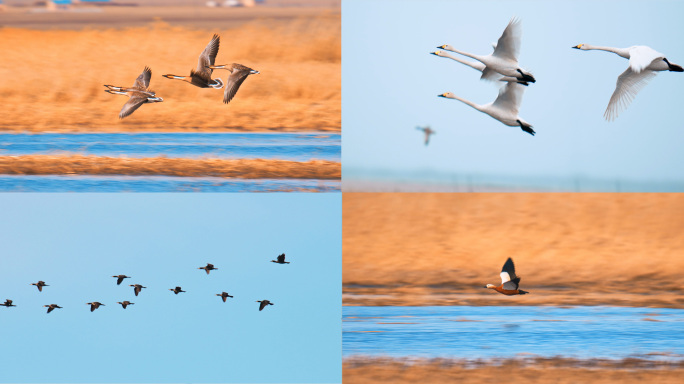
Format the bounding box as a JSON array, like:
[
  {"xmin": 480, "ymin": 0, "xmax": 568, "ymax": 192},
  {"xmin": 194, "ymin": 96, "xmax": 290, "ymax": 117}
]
[{"xmin": 485, "ymin": 257, "xmax": 529, "ymax": 295}]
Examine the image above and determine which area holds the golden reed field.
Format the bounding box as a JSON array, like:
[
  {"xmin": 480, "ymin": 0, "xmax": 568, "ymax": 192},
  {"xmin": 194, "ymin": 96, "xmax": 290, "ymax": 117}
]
[
  {"xmin": 343, "ymin": 193, "xmax": 684, "ymax": 308},
  {"xmin": 0, "ymin": 9, "xmax": 340, "ymax": 132},
  {"xmin": 344, "ymin": 357, "xmax": 684, "ymax": 384}
]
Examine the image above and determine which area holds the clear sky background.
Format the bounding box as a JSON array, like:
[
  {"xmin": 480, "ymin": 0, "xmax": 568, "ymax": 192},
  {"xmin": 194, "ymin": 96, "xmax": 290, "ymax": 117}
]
[
  {"xmin": 343, "ymin": 0, "xmax": 684, "ymax": 190},
  {"xmin": 0, "ymin": 194, "xmax": 341, "ymax": 383}
]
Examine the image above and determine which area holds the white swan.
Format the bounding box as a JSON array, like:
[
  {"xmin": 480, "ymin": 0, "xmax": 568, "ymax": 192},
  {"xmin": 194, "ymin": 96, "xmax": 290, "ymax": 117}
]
[
  {"xmin": 573, "ymin": 43, "xmax": 683, "ymax": 121},
  {"xmin": 416, "ymin": 126, "xmax": 436, "ymax": 145},
  {"xmin": 430, "ymin": 50, "xmax": 529, "ymax": 85},
  {"xmin": 438, "ymin": 18, "xmax": 535, "ymax": 83},
  {"xmin": 438, "ymin": 82, "xmax": 534, "ymax": 136}
]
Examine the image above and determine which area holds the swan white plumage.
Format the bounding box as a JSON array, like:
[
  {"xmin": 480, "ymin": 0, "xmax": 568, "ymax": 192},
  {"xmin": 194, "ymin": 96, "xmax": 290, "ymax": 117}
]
[
  {"xmin": 430, "ymin": 50, "xmax": 529, "ymax": 85},
  {"xmin": 438, "ymin": 17, "xmax": 535, "ymax": 83},
  {"xmin": 438, "ymin": 82, "xmax": 534, "ymax": 136},
  {"xmin": 573, "ymin": 43, "xmax": 683, "ymax": 121}
]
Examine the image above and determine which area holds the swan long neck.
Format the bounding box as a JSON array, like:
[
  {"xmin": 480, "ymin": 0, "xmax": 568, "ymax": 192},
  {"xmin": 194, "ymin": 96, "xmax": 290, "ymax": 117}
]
[
  {"xmin": 444, "ymin": 48, "xmax": 485, "ymax": 63},
  {"xmin": 447, "ymin": 94, "xmax": 483, "ymax": 112},
  {"xmin": 583, "ymin": 45, "xmax": 630, "ymax": 58},
  {"xmin": 442, "ymin": 52, "xmax": 482, "ymax": 71}
]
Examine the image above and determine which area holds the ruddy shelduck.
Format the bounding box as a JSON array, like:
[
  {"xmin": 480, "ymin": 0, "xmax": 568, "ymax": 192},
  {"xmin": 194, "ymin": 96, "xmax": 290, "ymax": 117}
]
[{"xmin": 485, "ymin": 257, "xmax": 529, "ymax": 295}]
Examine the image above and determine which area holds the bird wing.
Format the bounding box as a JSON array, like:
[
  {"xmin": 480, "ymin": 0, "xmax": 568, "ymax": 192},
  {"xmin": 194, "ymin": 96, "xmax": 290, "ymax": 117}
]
[
  {"xmin": 195, "ymin": 34, "xmax": 220, "ymax": 80},
  {"xmin": 116, "ymin": 276, "xmax": 124, "ymax": 285},
  {"xmin": 503, "ymin": 277, "xmax": 521, "ymax": 290},
  {"xmin": 491, "ymin": 82, "xmax": 524, "ymax": 115},
  {"xmin": 277, "ymin": 254, "xmax": 285, "ymax": 263},
  {"xmin": 424, "ymin": 131, "xmax": 430, "ymax": 145},
  {"xmin": 223, "ymin": 65, "xmax": 254, "ymax": 104},
  {"xmin": 500, "ymin": 258, "xmax": 517, "ymax": 284},
  {"xmin": 480, "ymin": 66, "xmax": 502, "ymax": 81},
  {"xmin": 47, "ymin": 306, "xmax": 54, "ymax": 313},
  {"xmin": 604, "ymin": 66, "xmax": 657, "ymax": 121},
  {"xmin": 628, "ymin": 46, "xmax": 663, "ymax": 73},
  {"xmin": 491, "ymin": 17, "xmax": 521, "ymax": 62},
  {"xmin": 133, "ymin": 66, "xmax": 152, "ymax": 90},
  {"xmin": 207, "ymin": 263, "xmax": 214, "ymax": 268},
  {"xmin": 119, "ymin": 94, "xmax": 148, "ymax": 119},
  {"xmin": 205, "ymin": 268, "xmax": 210, "ymax": 275},
  {"xmin": 259, "ymin": 301, "xmax": 266, "ymax": 311}
]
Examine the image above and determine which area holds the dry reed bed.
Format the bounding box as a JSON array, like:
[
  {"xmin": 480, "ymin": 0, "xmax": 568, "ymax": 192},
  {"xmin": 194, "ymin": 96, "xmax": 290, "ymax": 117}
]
[
  {"xmin": 0, "ymin": 14, "xmax": 340, "ymax": 132},
  {"xmin": 343, "ymin": 193, "xmax": 684, "ymax": 307},
  {"xmin": 0, "ymin": 155, "xmax": 340, "ymax": 179},
  {"xmin": 344, "ymin": 357, "xmax": 684, "ymax": 384}
]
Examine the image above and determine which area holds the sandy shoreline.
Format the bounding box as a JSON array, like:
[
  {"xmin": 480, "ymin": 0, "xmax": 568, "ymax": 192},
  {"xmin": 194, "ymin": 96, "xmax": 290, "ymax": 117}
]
[
  {"xmin": 343, "ymin": 193, "xmax": 684, "ymax": 308},
  {"xmin": 344, "ymin": 357, "xmax": 684, "ymax": 384},
  {"xmin": 0, "ymin": 155, "xmax": 340, "ymax": 179}
]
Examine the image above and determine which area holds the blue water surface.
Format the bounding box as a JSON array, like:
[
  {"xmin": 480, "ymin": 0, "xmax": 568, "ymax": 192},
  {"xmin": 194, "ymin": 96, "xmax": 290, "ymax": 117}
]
[
  {"xmin": 0, "ymin": 175, "xmax": 340, "ymax": 192},
  {"xmin": 0, "ymin": 132, "xmax": 340, "ymax": 162},
  {"xmin": 343, "ymin": 306, "xmax": 684, "ymax": 360}
]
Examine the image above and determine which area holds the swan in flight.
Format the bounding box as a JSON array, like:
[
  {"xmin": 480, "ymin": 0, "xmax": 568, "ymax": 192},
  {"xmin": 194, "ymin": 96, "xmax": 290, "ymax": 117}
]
[
  {"xmin": 438, "ymin": 82, "xmax": 535, "ymax": 136},
  {"xmin": 430, "ymin": 50, "xmax": 529, "ymax": 86},
  {"xmin": 416, "ymin": 126, "xmax": 436, "ymax": 145},
  {"xmin": 572, "ymin": 44, "xmax": 682, "ymax": 121},
  {"xmin": 438, "ymin": 18, "xmax": 535, "ymax": 84}
]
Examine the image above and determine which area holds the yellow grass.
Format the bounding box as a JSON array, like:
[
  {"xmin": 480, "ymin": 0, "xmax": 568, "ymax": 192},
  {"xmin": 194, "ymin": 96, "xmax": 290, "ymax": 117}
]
[
  {"xmin": 0, "ymin": 155, "xmax": 340, "ymax": 179},
  {"xmin": 0, "ymin": 14, "xmax": 340, "ymax": 132},
  {"xmin": 344, "ymin": 358, "xmax": 684, "ymax": 384},
  {"xmin": 343, "ymin": 193, "xmax": 684, "ymax": 307}
]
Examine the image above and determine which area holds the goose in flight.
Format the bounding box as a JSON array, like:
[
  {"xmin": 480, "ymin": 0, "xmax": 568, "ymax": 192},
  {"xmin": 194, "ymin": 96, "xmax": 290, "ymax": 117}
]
[
  {"xmin": 31, "ymin": 281, "xmax": 49, "ymax": 292},
  {"xmin": 87, "ymin": 302, "xmax": 105, "ymax": 312},
  {"xmin": 170, "ymin": 286, "xmax": 186, "ymax": 295},
  {"xmin": 438, "ymin": 18, "xmax": 535, "ymax": 84},
  {"xmin": 485, "ymin": 257, "xmax": 529, "ymax": 295},
  {"xmin": 256, "ymin": 300, "xmax": 274, "ymax": 311},
  {"xmin": 129, "ymin": 284, "xmax": 146, "ymax": 297},
  {"xmin": 112, "ymin": 275, "xmax": 131, "ymax": 285},
  {"xmin": 205, "ymin": 63, "xmax": 259, "ymax": 104},
  {"xmin": 1, "ymin": 299, "xmax": 16, "ymax": 307},
  {"xmin": 198, "ymin": 263, "xmax": 218, "ymax": 275},
  {"xmin": 44, "ymin": 304, "xmax": 62, "ymax": 313},
  {"xmin": 117, "ymin": 301, "xmax": 134, "ymax": 309},
  {"xmin": 271, "ymin": 253, "xmax": 290, "ymax": 264},
  {"xmin": 163, "ymin": 34, "xmax": 224, "ymax": 89},
  {"xmin": 416, "ymin": 126, "xmax": 436, "ymax": 146},
  {"xmin": 105, "ymin": 66, "xmax": 163, "ymax": 119},
  {"xmin": 216, "ymin": 292, "xmax": 234, "ymax": 302},
  {"xmin": 439, "ymin": 82, "xmax": 534, "ymax": 135},
  {"xmin": 431, "ymin": 50, "xmax": 529, "ymax": 85},
  {"xmin": 572, "ymin": 44, "xmax": 682, "ymax": 121}
]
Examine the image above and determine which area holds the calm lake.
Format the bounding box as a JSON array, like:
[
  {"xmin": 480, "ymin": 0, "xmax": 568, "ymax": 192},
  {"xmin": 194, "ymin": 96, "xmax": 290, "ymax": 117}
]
[
  {"xmin": 343, "ymin": 306, "xmax": 684, "ymax": 360},
  {"xmin": 0, "ymin": 132, "xmax": 341, "ymax": 162},
  {"xmin": 0, "ymin": 175, "xmax": 340, "ymax": 192}
]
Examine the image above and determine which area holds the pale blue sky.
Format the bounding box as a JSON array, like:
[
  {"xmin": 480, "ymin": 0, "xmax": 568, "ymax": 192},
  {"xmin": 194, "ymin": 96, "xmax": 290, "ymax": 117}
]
[
  {"xmin": 343, "ymin": 0, "xmax": 684, "ymax": 190},
  {"xmin": 0, "ymin": 194, "xmax": 341, "ymax": 383}
]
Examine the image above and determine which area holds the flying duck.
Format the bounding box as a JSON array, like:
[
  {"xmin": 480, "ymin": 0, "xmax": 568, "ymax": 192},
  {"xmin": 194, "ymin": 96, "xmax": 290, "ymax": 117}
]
[{"xmin": 485, "ymin": 257, "xmax": 529, "ymax": 295}]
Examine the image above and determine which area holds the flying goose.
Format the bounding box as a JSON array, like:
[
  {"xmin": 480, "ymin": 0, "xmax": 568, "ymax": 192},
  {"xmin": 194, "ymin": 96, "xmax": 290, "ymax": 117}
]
[
  {"xmin": 105, "ymin": 66, "xmax": 163, "ymax": 119},
  {"xmin": 199, "ymin": 263, "xmax": 218, "ymax": 275},
  {"xmin": 87, "ymin": 302, "xmax": 105, "ymax": 312},
  {"xmin": 1, "ymin": 299, "xmax": 16, "ymax": 307},
  {"xmin": 256, "ymin": 300, "xmax": 274, "ymax": 311},
  {"xmin": 216, "ymin": 292, "xmax": 234, "ymax": 302},
  {"xmin": 129, "ymin": 284, "xmax": 146, "ymax": 297},
  {"xmin": 271, "ymin": 253, "xmax": 290, "ymax": 264},
  {"xmin": 117, "ymin": 301, "xmax": 134, "ymax": 309},
  {"xmin": 163, "ymin": 34, "xmax": 224, "ymax": 89},
  {"xmin": 44, "ymin": 304, "xmax": 62, "ymax": 313},
  {"xmin": 170, "ymin": 286, "xmax": 186, "ymax": 295},
  {"xmin": 416, "ymin": 126, "xmax": 436, "ymax": 146},
  {"xmin": 205, "ymin": 63, "xmax": 259, "ymax": 104},
  {"xmin": 112, "ymin": 275, "xmax": 131, "ymax": 285},
  {"xmin": 31, "ymin": 281, "xmax": 49, "ymax": 292}
]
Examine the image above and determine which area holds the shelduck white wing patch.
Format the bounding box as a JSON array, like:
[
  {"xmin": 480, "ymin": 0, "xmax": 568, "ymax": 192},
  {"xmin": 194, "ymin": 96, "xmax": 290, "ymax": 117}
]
[
  {"xmin": 628, "ymin": 46, "xmax": 663, "ymax": 73},
  {"xmin": 500, "ymin": 271, "xmax": 512, "ymax": 284}
]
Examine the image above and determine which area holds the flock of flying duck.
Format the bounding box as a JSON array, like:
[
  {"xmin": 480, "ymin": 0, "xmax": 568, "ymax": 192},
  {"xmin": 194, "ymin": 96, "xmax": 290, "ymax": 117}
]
[
  {"xmin": 0, "ymin": 253, "xmax": 290, "ymax": 313},
  {"xmin": 424, "ymin": 17, "xmax": 681, "ymax": 141},
  {"xmin": 104, "ymin": 34, "xmax": 259, "ymax": 119}
]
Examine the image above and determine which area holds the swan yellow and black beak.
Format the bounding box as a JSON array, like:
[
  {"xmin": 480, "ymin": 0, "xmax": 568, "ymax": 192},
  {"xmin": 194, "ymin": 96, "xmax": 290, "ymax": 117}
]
[
  {"xmin": 438, "ymin": 93, "xmax": 448, "ymax": 98},
  {"xmin": 572, "ymin": 44, "xmax": 583, "ymax": 49}
]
